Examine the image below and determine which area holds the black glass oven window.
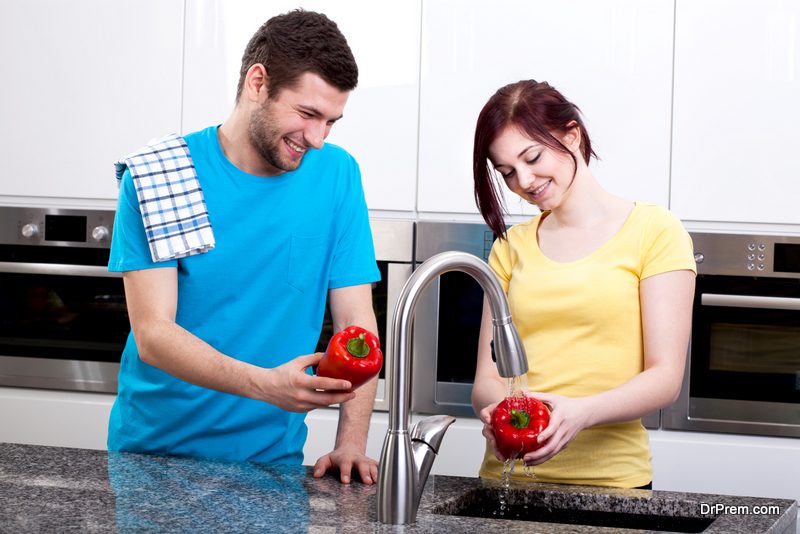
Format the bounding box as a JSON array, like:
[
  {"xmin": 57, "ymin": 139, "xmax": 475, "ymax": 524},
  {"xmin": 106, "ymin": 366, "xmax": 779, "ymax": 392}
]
[
  {"xmin": 314, "ymin": 261, "xmax": 388, "ymax": 379},
  {"xmin": 44, "ymin": 215, "xmax": 87, "ymax": 242},
  {"xmin": 709, "ymin": 323, "xmax": 798, "ymax": 374},
  {"xmin": 0, "ymin": 272, "xmax": 129, "ymax": 362},
  {"xmin": 690, "ymin": 275, "xmax": 800, "ymax": 404},
  {"xmin": 774, "ymin": 243, "xmax": 800, "ymax": 274},
  {"xmin": 436, "ymin": 272, "xmax": 483, "ymax": 383}
]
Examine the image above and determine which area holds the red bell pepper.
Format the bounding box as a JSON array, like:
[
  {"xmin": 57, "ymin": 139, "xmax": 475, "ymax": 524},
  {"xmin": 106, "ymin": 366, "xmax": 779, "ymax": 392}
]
[
  {"xmin": 316, "ymin": 325, "xmax": 383, "ymax": 391},
  {"xmin": 491, "ymin": 396, "xmax": 550, "ymax": 459}
]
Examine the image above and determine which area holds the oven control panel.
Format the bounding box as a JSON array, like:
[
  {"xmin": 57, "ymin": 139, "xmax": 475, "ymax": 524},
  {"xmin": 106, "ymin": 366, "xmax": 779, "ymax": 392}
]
[
  {"xmin": 0, "ymin": 206, "xmax": 115, "ymax": 249},
  {"xmin": 690, "ymin": 232, "xmax": 800, "ymax": 279}
]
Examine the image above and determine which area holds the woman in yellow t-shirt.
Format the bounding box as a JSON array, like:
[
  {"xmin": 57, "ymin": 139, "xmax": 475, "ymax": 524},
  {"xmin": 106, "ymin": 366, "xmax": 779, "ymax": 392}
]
[{"xmin": 471, "ymin": 80, "xmax": 697, "ymax": 489}]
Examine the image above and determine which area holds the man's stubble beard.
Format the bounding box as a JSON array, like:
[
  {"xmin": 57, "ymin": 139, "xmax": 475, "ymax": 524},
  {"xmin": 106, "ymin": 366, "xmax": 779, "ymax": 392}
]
[{"xmin": 248, "ymin": 101, "xmax": 298, "ymax": 173}]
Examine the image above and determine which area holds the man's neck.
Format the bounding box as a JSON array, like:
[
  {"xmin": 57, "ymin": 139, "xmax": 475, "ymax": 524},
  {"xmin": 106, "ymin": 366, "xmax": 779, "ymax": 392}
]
[{"xmin": 217, "ymin": 110, "xmax": 282, "ymax": 177}]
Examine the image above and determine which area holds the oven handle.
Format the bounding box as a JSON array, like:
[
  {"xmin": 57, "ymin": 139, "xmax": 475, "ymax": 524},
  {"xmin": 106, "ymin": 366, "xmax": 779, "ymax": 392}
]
[
  {"xmin": 701, "ymin": 293, "xmax": 800, "ymax": 311},
  {"xmin": 0, "ymin": 262, "xmax": 121, "ymax": 278}
]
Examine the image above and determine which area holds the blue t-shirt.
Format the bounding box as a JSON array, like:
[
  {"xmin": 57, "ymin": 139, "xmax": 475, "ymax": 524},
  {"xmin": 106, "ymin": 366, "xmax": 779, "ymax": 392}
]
[{"xmin": 108, "ymin": 125, "xmax": 380, "ymax": 463}]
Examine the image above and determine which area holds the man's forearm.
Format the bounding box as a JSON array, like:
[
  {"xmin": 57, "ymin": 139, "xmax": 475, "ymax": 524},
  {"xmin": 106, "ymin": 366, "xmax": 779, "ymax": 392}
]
[
  {"xmin": 136, "ymin": 316, "xmax": 264, "ymax": 399},
  {"xmin": 334, "ymin": 374, "xmax": 378, "ymax": 451}
]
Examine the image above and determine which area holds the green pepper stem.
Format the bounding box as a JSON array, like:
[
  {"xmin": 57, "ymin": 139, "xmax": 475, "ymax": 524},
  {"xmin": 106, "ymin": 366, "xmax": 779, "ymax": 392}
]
[
  {"xmin": 510, "ymin": 409, "xmax": 530, "ymax": 429},
  {"xmin": 346, "ymin": 333, "xmax": 370, "ymax": 358}
]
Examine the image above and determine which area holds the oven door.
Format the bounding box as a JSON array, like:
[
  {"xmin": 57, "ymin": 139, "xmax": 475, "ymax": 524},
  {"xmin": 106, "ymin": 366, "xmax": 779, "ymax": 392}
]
[
  {"xmin": 0, "ymin": 262, "xmax": 127, "ymax": 393},
  {"xmin": 663, "ymin": 274, "xmax": 800, "ymax": 437}
]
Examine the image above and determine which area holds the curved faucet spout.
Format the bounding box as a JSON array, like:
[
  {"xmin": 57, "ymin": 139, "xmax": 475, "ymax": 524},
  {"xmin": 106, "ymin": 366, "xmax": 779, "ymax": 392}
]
[{"xmin": 376, "ymin": 251, "xmax": 530, "ymax": 525}]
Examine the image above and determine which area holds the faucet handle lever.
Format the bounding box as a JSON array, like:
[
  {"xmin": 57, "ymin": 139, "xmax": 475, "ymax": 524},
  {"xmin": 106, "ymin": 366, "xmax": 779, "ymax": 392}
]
[{"xmin": 409, "ymin": 415, "xmax": 456, "ymax": 453}]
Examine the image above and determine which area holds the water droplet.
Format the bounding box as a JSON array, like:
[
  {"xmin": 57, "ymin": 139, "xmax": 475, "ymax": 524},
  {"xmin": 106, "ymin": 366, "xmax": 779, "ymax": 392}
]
[
  {"xmin": 524, "ymin": 464, "xmax": 537, "ymax": 479},
  {"xmin": 497, "ymin": 459, "xmax": 516, "ymax": 517}
]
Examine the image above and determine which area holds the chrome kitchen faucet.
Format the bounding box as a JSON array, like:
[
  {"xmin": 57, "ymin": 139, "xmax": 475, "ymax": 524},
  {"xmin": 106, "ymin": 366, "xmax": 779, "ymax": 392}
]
[{"xmin": 376, "ymin": 250, "xmax": 530, "ymax": 525}]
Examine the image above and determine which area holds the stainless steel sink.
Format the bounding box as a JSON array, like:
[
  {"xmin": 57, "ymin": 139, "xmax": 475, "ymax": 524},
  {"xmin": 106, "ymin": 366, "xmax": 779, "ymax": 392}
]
[{"xmin": 432, "ymin": 486, "xmax": 715, "ymax": 533}]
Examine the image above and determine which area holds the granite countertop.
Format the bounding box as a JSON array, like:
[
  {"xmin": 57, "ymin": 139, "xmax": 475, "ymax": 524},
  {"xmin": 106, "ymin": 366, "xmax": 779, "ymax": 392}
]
[{"xmin": 0, "ymin": 442, "xmax": 796, "ymax": 533}]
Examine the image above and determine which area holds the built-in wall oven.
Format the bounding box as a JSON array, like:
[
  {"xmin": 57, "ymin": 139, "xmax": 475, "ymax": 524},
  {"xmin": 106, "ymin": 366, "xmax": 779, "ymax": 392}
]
[
  {"xmin": 0, "ymin": 206, "xmax": 124, "ymax": 393},
  {"xmin": 410, "ymin": 220, "xmax": 661, "ymax": 429},
  {"xmin": 0, "ymin": 208, "xmax": 414, "ymax": 412},
  {"xmin": 663, "ymin": 232, "xmax": 800, "ymax": 438}
]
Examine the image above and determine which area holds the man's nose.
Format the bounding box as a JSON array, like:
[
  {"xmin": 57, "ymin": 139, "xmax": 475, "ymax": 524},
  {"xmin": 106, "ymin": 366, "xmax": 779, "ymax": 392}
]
[{"xmin": 305, "ymin": 121, "xmax": 327, "ymax": 149}]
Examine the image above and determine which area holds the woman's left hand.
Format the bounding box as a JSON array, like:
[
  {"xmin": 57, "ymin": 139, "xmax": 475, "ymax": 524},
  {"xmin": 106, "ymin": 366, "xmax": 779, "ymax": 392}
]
[{"xmin": 521, "ymin": 392, "xmax": 594, "ymax": 466}]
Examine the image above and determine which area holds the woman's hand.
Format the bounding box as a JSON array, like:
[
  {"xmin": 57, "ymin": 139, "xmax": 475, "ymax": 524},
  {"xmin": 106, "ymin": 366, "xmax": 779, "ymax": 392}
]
[
  {"xmin": 478, "ymin": 401, "xmax": 505, "ymax": 460},
  {"xmin": 521, "ymin": 392, "xmax": 594, "ymax": 465}
]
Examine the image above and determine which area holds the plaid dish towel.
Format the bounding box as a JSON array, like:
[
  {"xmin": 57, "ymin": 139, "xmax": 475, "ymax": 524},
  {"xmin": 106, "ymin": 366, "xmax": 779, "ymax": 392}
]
[{"xmin": 115, "ymin": 134, "xmax": 215, "ymax": 262}]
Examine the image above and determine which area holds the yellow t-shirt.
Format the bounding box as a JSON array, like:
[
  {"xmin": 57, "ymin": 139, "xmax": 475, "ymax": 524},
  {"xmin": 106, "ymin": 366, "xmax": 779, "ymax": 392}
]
[{"xmin": 479, "ymin": 203, "xmax": 696, "ymax": 488}]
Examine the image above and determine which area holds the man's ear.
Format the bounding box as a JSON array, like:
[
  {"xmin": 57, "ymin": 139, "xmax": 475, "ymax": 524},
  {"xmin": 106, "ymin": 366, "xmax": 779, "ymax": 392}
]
[
  {"xmin": 242, "ymin": 63, "xmax": 269, "ymax": 103},
  {"xmin": 561, "ymin": 120, "xmax": 582, "ymax": 153}
]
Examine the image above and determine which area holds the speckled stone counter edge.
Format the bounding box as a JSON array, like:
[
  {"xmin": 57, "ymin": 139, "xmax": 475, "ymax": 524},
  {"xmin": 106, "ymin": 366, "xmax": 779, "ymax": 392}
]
[{"xmin": 1, "ymin": 442, "xmax": 796, "ymax": 534}]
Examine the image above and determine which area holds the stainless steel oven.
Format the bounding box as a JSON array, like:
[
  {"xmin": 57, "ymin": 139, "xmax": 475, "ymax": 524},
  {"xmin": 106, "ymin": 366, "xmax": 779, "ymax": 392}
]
[
  {"xmin": 0, "ymin": 206, "xmax": 124, "ymax": 393},
  {"xmin": 314, "ymin": 219, "xmax": 414, "ymax": 412},
  {"xmin": 663, "ymin": 232, "xmax": 800, "ymax": 438},
  {"xmin": 410, "ymin": 220, "xmax": 662, "ymax": 429}
]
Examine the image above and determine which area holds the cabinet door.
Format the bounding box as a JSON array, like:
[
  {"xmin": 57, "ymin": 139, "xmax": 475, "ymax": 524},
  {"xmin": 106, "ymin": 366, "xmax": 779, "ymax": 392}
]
[
  {"xmin": 183, "ymin": 0, "xmax": 421, "ymax": 213},
  {"xmin": 0, "ymin": 0, "xmax": 183, "ymax": 201},
  {"xmin": 649, "ymin": 429, "xmax": 800, "ymax": 503},
  {"xmin": 418, "ymin": 0, "xmax": 674, "ymax": 216},
  {"xmin": 671, "ymin": 0, "xmax": 800, "ymax": 225},
  {"xmin": 0, "ymin": 387, "xmax": 114, "ymax": 450}
]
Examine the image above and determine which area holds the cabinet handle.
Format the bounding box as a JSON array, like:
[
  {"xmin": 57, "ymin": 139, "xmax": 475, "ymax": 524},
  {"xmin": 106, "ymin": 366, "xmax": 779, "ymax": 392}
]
[{"xmin": 701, "ymin": 293, "xmax": 800, "ymax": 311}]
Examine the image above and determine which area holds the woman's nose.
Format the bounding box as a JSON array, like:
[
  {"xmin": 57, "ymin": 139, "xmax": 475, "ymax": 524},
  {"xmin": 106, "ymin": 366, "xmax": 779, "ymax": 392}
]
[{"xmin": 517, "ymin": 170, "xmax": 536, "ymax": 190}]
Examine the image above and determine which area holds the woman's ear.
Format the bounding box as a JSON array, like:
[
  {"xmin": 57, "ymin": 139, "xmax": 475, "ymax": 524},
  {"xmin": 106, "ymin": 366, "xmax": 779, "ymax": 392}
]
[
  {"xmin": 561, "ymin": 120, "xmax": 582, "ymax": 153},
  {"xmin": 242, "ymin": 63, "xmax": 270, "ymax": 104}
]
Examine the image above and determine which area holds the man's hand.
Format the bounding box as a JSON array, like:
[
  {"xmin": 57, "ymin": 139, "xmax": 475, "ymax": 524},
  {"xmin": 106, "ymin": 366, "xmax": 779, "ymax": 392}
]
[
  {"xmin": 312, "ymin": 444, "xmax": 378, "ymax": 485},
  {"xmin": 255, "ymin": 353, "xmax": 357, "ymax": 412}
]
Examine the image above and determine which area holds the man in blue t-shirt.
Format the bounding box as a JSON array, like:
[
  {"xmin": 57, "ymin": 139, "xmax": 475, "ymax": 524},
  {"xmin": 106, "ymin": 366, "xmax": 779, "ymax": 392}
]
[{"xmin": 108, "ymin": 9, "xmax": 381, "ymax": 485}]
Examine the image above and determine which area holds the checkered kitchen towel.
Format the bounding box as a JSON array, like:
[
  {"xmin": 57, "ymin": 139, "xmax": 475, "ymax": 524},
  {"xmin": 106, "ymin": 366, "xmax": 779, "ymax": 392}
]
[{"xmin": 115, "ymin": 133, "xmax": 215, "ymax": 262}]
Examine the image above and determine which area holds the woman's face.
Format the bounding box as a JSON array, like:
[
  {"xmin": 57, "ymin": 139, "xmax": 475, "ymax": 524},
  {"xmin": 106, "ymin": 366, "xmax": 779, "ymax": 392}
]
[{"xmin": 488, "ymin": 125, "xmax": 578, "ymax": 211}]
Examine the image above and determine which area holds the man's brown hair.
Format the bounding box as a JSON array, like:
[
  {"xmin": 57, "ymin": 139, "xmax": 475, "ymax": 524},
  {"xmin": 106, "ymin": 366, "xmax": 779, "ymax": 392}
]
[{"xmin": 236, "ymin": 9, "xmax": 358, "ymax": 101}]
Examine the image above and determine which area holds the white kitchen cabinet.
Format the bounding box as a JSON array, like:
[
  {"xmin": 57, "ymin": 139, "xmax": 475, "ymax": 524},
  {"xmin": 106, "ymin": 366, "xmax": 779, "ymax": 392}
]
[
  {"xmin": 417, "ymin": 0, "xmax": 674, "ymax": 216},
  {"xmin": 671, "ymin": 0, "xmax": 800, "ymax": 226},
  {"xmin": 182, "ymin": 0, "xmax": 421, "ymax": 213},
  {"xmin": 0, "ymin": 0, "xmax": 183, "ymax": 202},
  {"xmin": 649, "ymin": 429, "xmax": 800, "ymax": 504},
  {"xmin": 0, "ymin": 387, "xmax": 114, "ymax": 450}
]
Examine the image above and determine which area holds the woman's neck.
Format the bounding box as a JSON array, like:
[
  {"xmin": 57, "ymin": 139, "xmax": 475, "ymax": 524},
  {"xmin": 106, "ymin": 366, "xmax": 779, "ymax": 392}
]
[{"xmin": 545, "ymin": 169, "xmax": 626, "ymax": 230}]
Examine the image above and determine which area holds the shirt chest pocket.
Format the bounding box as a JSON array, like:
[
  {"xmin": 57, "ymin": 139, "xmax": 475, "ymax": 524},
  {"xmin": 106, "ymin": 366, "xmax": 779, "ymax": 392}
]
[{"xmin": 287, "ymin": 234, "xmax": 328, "ymax": 292}]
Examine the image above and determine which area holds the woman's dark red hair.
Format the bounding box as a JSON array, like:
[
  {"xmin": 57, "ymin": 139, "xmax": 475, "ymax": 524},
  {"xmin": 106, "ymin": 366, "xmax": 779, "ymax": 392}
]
[{"xmin": 472, "ymin": 80, "xmax": 596, "ymax": 238}]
